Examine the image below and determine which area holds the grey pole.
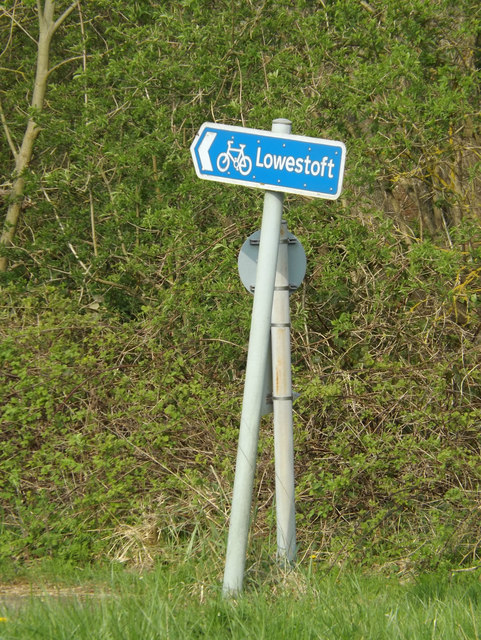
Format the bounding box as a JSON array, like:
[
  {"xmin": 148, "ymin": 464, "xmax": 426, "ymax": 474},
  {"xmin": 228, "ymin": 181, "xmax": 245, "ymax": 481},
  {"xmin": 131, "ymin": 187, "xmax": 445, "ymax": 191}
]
[
  {"xmin": 223, "ymin": 118, "xmax": 292, "ymax": 595},
  {"xmin": 271, "ymin": 220, "xmax": 296, "ymax": 564}
]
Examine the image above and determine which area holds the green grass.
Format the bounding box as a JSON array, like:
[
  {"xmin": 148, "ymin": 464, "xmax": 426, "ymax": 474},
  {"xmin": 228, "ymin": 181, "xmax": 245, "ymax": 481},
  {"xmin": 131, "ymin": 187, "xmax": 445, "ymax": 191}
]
[{"xmin": 1, "ymin": 558, "xmax": 481, "ymax": 639}]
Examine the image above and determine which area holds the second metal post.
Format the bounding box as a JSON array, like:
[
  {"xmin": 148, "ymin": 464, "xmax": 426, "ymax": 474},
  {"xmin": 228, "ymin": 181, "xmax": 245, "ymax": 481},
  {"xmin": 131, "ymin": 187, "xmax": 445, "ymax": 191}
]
[{"xmin": 271, "ymin": 220, "xmax": 296, "ymax": 564}]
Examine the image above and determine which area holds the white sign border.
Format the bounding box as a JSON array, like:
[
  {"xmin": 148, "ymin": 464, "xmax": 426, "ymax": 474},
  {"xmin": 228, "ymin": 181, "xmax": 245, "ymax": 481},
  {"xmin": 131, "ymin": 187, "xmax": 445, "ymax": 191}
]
[{"xmin": 190, "ymin": 122, "xmax": 346, "ymax": 200}]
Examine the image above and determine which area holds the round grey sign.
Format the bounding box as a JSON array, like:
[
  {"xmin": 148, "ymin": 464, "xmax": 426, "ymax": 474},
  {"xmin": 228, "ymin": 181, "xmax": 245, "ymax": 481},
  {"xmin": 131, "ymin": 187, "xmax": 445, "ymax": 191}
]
[{"xmin": 238, "ymin": 229, "xmax": 306, "ymax": 294}]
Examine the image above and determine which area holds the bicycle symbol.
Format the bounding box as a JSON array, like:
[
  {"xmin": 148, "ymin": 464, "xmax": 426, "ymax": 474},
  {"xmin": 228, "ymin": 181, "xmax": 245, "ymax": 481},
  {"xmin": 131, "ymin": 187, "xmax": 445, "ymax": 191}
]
[{"xmin": 216, "ymin": 140, "xmax": 253, "ymax": 176}]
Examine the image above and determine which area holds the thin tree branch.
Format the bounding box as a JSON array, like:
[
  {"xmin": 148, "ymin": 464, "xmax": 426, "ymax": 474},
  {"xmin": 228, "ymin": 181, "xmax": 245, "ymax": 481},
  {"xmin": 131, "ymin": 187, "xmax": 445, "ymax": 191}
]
[
  {"xmin": 0, "ymin": 98, "xmax": 18, "ymax": 160},
  {"xmin": 51, "ymin": 1, "xmax": 80, "ymax": 37},
  {"xmin": 42, "ymin": 187, "xmax": 90, "ymax": 274},
  {"xmin": 0, "ymin": 0, "xmax": 79, "ymax": 272},
  {"xmin": 47, "ymin": 54, "xmax": 91, "ymax": 78},
  {"xmin": 0, "ymin": 66, "xmax": 26, "ymax": 77},
  {"xmin": 0, "ymin": 1, "xmax": 16, "ymax": 58},
  {"xmin": 1, "ymin": 3, "xmax": 38, "ymax": 47},
  {"xmin": 89, "ymin": 189, "xmax": 98, "ymax": 258},
  {"xmin": 78, "ymin": 0, "xmax": 88, "ymax": 105}
]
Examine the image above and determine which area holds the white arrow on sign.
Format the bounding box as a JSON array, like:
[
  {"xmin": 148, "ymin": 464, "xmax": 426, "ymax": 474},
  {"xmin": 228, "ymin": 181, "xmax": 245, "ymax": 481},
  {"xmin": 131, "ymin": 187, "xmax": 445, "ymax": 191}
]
[{"xmin": 198, "ymin": 131, "xmax": 217, "ymax": 171}]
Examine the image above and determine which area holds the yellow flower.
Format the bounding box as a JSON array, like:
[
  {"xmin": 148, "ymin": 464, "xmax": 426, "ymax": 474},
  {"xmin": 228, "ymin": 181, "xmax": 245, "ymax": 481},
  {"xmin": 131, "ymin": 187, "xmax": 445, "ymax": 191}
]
[{"xmin": 0, "ymin": 617, "xmax": 7, "ymax": 622}]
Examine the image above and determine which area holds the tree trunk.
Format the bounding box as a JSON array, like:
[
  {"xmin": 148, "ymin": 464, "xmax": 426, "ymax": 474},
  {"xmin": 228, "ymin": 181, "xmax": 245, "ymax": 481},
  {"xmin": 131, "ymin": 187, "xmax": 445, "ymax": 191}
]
[{"xmin": 0, "ymin": 1, "xmax": 78, "ymax": 272}]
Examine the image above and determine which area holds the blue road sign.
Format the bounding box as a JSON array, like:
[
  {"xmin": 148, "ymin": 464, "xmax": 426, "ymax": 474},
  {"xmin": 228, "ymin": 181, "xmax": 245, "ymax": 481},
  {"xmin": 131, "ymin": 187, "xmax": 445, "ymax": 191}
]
[{"xmin": 190, "ymin": 122, "xmax": 346, "ymax": 199}]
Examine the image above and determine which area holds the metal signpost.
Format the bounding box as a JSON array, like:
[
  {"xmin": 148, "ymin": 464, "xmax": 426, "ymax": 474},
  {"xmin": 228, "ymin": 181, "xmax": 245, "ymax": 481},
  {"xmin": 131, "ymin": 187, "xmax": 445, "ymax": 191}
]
[
  {"xmin": 190, "ymin": 119, "xmax": 345, "ymax": 595},
  {"xmin": 238, "ymin": 223, "xmax": 305, "ymax": 558}
]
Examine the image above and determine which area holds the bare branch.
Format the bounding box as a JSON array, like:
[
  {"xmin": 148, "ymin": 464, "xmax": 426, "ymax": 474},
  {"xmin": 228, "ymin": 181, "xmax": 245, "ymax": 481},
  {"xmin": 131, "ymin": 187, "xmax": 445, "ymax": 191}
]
[
  {"xmin": 78, "ymin": 0, "xmax": 88, "ymax": 105},
  {"xmin": 0, "ymin": 66, "xmax": 26, "ymax": 78},
  {"xmin": 0, "ymin": 98, "xmax": 18, "ymax": 160},
  {"xmin": 1, "ymin": 2, "xmax": 38, "ymax": 48},
  {"xmin": 41, "ymin": 0, "xmax": 54, "ymax": 28},
  {"xmin": 42, "ymin": 187, "xmax": 90, "ymax": 274},
  {"xmin": 51, "ymin": 1, "xmax": 80, "ymax": 37},
  {"xmin": 89, "ymin": 190, "xmax": 98, "ymax": 258},
  {"xmin": 47, "ymin": 54, "xmax": 91, "ymax": 78},
  {"xmin": 0, "ymin": 0, "xmax": 80, "ymax": 272},
  {"xmin": 0, "ymin": 2, "xmax": 16, "ymax": 58},
  {"xmin": 360, "ymin": 1, "xmax": 376, "ymax": 14}
]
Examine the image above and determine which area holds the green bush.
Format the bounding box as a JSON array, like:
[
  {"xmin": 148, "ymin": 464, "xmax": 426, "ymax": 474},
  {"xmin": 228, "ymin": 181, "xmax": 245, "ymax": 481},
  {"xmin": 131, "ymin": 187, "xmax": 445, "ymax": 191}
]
[{"xmin": 1, "ymin": 0, "xmax": 481, "ymax": 573}]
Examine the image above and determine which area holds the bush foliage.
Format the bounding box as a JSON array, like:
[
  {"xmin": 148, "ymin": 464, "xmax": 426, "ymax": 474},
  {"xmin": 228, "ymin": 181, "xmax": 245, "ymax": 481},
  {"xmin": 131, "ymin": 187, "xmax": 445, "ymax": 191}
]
[{"xmin": 1, "ymin": 0, "xmax": 481, "ymax": 572}]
